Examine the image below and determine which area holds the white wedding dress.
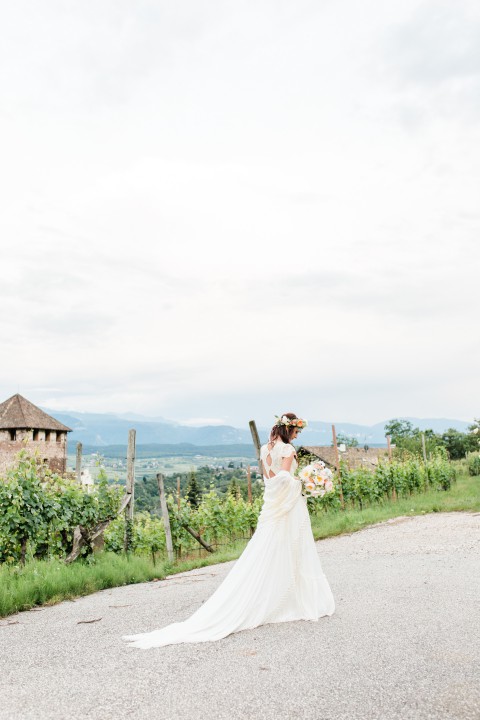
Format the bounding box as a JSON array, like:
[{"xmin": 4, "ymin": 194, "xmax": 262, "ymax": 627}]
[{"xmin": 123, "ymin": 441, "xmax": 335, "ymax": 649}]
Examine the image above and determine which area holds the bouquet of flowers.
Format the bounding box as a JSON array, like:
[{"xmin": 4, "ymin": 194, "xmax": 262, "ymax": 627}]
[{"xmin": 298, "ymin": 461, "xmax": 335, "ymax": 497}]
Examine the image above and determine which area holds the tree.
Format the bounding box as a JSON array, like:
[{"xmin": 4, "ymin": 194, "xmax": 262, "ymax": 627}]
[
  {"xmin": 335, "ymin": 433, "xmax": 359, "ymax": 448},
  {"xmin": 186, "ymin": 470, "xmax": 202, "ymax": 508},
  {"xmin": 442, "ymin": 420, "xmax": 480, "ymax": 458},
  {"xmin": 384, "ymin": 419, "xmax": 442, "ymax": 458},
  {"xmin": 441, "ymin": 429, "xmax": 470, "ymax": 460},
  {"xmin": 468, "ymin": 418, "xmax": 480, "ymax": 452},
  {"xmin": 384, "ymin": 419, "xmax": 417, "ymax": 442},
  {"xmin": 468, "ymin": 418, "xmax": 480, "ymax": 433},
  {"xmin": 228, "ymin": 478, "xmax": 241, "ymax": 499}
]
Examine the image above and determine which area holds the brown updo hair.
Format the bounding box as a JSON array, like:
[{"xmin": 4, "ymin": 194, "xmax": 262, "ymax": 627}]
[{"xmin": 269, "ymin": 412, "xmax": 299, "ymax": 445}]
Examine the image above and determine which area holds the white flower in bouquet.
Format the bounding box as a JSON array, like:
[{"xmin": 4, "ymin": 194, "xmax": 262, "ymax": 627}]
[{"xmin": 298, "ymin": 461, "xmax": 335, "ymax": 497}]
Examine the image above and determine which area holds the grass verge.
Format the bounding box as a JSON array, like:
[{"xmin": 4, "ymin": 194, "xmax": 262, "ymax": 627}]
[
  {"xmin": 311, "ymin": 468, "xmax": 479, "ymax": 539},
  {"xmin": 1, "ymin": 468, "xmax": 478, "ymax": 619},
  {"xmin": 0, "ymin": 541, "xmax": 250, "ymax": 619}
]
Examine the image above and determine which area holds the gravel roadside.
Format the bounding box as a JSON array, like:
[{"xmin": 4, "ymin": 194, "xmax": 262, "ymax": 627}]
[{"xmin": 1, "ymin": 512, "xmax": 479, "ymax": 720}]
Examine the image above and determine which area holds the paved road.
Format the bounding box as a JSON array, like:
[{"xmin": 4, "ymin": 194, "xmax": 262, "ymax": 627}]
[{"xmin": 1, "ymin": 512, "xmax": 479, "ymax": 720}]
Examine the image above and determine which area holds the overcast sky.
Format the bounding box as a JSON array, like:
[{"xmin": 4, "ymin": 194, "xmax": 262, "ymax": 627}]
[{"xmin": 1, "ymin": 0, "xmax": 479, "ymax": 428}]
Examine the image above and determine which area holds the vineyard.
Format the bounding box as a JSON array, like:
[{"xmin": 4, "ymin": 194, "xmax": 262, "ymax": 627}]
[
  {"xmin": 0, "ymin": 447, "xmax": 464, "ymax": 566},
  {"xmin": 0, "ymin": 452, "xmax": 122, "ymax": 565},
  {"xmin": 106, "ymin": 449, "xmax": 458, "ymax": 559}
]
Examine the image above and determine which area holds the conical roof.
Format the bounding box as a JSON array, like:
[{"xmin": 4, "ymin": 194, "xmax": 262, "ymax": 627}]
[{"xmin": 0, "ymin": 394, "xmax": 71, "ymax": 432}]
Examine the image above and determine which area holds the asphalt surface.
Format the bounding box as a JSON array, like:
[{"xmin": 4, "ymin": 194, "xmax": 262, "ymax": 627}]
[{"xmin": 1, "ymin": 512, "xmax": 479, "ymax": 720}]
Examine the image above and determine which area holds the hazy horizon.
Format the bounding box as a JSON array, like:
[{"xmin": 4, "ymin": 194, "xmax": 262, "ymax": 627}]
[{"xmin": 44, "ymin": 401, "xmax": 473, "ymax": 430}]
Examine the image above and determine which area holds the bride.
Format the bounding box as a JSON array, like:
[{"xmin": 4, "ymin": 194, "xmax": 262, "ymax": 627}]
[{"xmin": 123, "ymin": 412, "xmax": 335, "ymax": 649}]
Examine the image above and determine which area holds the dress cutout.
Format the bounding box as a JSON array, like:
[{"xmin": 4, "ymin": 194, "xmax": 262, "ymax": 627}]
[{"xmin": 123, "ymin": 440, "xmax": 335, "ymax": 649}]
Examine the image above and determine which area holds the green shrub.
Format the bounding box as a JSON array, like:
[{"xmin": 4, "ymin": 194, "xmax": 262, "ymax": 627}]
[{"xmin": 468, "ymin": 453, "xmax": 480, "ymax": 476}]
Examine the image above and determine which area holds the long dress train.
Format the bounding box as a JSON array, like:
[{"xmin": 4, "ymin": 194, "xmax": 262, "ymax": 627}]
[{"xmin": 122, "ymin": 441, "xmax": 335, "ymax": 649}]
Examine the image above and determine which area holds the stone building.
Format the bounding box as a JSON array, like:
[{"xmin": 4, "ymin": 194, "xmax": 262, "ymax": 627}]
[
  {"xmin": 297, "ymin": 445, "xmax": 389, "ymax": 471},
  {"xmin": 0, "ymin": 394, "xmax": 72, "ymax": 476}
]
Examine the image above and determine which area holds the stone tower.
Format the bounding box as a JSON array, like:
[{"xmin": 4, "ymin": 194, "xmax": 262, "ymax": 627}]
[{"xmin": 0, "ymin": 394, "xmax": 72, "ymax": 476}]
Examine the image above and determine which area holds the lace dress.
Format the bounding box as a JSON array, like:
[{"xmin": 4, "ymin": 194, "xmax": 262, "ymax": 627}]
[{"xmin": 123, "ymin": 441, "xmax": 335, "ymax": 649}]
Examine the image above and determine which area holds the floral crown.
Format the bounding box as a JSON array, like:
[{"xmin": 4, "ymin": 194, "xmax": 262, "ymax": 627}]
[{"xmin": 274, "ymin": 415, "xmax": 308, "ymax": 430}]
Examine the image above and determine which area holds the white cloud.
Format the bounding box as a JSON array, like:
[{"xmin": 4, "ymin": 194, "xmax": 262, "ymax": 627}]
[{"xmin": 0, "ymin": 0, "xmax": 478, "ymax": 427}]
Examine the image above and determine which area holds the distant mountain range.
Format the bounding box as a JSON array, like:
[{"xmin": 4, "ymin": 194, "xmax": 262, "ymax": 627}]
[{"xmin": 43, "ymin": 408, "xmax": 471, "ymax": 448}]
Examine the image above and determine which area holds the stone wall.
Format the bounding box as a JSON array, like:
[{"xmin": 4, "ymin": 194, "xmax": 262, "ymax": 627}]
[{"xmin": 0, "ymin": 431, "xmax": 68, "ymax": 477}]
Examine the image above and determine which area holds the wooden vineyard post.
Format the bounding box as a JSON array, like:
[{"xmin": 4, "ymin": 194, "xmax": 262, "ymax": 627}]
[
  {"xmin": 386, "ymin": 435, "xmax": 392, "ymax": 461},
  {"xmin": 157, "ymin": 473, "xmax": 174, "ymax": 563},
  {"xmin": 247, "ymin": 464, "xmax": 255, "ymax": 536},
  {"xmin": 124, "ymin": 429, "xmax": 136, "ymax": 553},
  {"xmin": 247, "ymin": 465, "xmax": 253, "ymax": 504},
  {"xmin": 332, "ymin": 424, "xmax": 345, "ymax": 509},
  {"xmin": 76, "ymin": 442, "xmax": 82, "ymax": 484},
  {"xmin": 249, "ymin": 420, "xmax": 263, "ymax": 480},
  {"xmin": 421, "ymin": 433, "xmax": 427, "ymax": 463},
  {"xmin": 421, "ymin": 433, "xmax": 429, "ymax": 489},
  {"xmin": 386, "ymin": 435, "xmax": 397, "ymax": 500},
  {"xmin": 176, "ymin": 476, "xmax": 182, "ymax": 558}
]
